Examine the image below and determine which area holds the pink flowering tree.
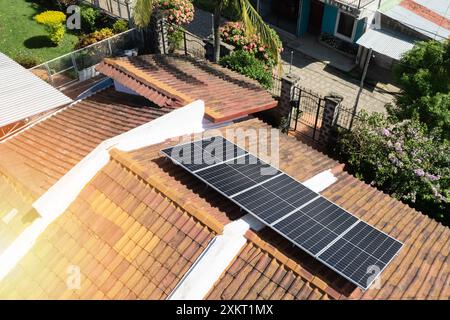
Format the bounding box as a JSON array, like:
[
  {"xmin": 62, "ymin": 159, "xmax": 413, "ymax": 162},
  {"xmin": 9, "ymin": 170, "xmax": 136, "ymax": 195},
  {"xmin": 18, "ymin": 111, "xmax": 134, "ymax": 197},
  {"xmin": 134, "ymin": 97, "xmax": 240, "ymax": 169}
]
[
  {"xmin": 337, "ymin": 111, "xmax": 450, "ymax": 224},
  {"xmin": 154, "ymin": 0, "xmax": 194, "ymax": 28},
  {"xmin": 131, "ymin": 0, "xmax": 194, "ymax": 50},
  {"xmin": 220, "ymin": 21, "xmax": 282, "ymax": 68},
  {"xmin": 154, "ymin": 0, "xmax": 195, "ymax": 50}
]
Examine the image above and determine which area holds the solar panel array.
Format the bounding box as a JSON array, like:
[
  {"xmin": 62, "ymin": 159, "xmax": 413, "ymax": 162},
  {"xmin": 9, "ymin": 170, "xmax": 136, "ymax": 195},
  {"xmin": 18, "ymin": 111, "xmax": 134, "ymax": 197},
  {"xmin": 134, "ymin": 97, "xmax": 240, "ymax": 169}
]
[{"xmin": 161, "ymin": 136, "xmax": 403, "ymax": 290}]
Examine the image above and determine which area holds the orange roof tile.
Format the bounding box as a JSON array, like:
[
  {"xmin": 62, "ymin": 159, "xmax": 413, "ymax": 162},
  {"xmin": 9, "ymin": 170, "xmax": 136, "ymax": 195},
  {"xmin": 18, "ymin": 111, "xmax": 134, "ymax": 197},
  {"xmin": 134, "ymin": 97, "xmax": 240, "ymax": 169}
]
[
  {"xmin": 0, "ymin": 87, "xmax": 175, "ymax": 198},
  {"xmin": 0, "ymin": 107, "xmax": 448, "ymax": 299},
  {"xmin": 0, "ymin": 159, "xmax": 215, "ymax": 299},
  {"xmin": 96, "ymin": 54, "xmax": 278, "ymax": 123}
]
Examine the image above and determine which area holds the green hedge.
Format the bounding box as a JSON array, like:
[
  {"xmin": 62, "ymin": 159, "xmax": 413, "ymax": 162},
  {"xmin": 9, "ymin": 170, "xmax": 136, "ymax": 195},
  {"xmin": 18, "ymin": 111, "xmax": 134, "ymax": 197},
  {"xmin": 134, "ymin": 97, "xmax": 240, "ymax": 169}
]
[{"xmin": 220, "ymin": 50, "xmax": 273, "ymax": 89}]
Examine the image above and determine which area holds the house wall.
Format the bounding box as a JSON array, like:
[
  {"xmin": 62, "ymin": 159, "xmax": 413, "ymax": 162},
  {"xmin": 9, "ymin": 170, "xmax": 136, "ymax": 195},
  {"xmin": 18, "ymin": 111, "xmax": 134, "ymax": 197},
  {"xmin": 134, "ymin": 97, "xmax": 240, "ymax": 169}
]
[
  {"xmin": 298, "ymin": 0, "xmax": 311, "ymax": 36},
  {"xmin": 321, "ymin": 4, "xmax": 338, "ymax": 34}
]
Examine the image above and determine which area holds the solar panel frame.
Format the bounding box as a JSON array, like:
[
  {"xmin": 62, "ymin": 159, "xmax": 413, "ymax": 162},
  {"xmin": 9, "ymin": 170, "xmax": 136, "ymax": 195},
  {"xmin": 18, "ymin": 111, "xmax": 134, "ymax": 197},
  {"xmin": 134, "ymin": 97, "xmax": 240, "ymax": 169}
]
[
  {"xmin": 161, "ymin": 136, "xmax": 403, "ymax": 290},
  {"xmin": 161, "ymin": 136, "xmax": 249, "ymax": 172}
]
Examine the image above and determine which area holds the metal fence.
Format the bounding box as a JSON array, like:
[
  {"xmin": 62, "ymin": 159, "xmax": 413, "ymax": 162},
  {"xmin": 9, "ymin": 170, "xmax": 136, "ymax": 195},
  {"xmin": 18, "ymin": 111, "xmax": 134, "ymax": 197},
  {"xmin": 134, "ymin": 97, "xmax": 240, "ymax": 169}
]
[
  {"xmin": 287, "ymin": 85, "xmax": 360, "ymax": 141},
  {"xmin": 289, "ymin": 86, "xmax": 325, "ymax": 141},
  {"xmin": 269, "ymin": 75, "xmax": 282, "ymax": 97},
  {"xmin": 80, "ymin": 0, "xmax": 132, "ymax": 20},
  {"xmin": 29, "ymin": 28, "xmax": 143, "ymax": 88},
  {"xmin": 336, "ymin": 103, "xmax": 360, "ymax": 131},
  {"xmin": 162, "ymin": 22, "xmax": 207, "ymax": 60}
]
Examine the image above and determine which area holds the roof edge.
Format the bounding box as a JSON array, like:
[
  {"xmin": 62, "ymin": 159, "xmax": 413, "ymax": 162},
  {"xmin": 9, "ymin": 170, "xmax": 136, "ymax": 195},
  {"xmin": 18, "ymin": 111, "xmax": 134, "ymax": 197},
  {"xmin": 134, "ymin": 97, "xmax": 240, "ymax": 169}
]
[{"xmin": 100, "ymin": 58, "xmax": 193, "ymax": 105}]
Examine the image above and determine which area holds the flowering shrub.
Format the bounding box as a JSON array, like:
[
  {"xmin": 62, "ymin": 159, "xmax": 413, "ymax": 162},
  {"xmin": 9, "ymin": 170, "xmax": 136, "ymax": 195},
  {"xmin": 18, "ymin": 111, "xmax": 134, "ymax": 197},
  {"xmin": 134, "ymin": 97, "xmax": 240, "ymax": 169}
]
[
  {"xmin": 34, "ymin": 10, "xmax": 67, "ymax": 45},
  {"xmin": 154, "ymin": 0, "xmax": 195, "ymax": 50},
  {"xmin": 34, "ymin": 10, "xmax": 66, "ymax": 25},
  {"xmin": 220, "ymin": 21, "xmax": 283, "ymax": 67},
  {"xmin": 75, "ymin": 27, "xmax": 114, "ymax": 49},
  {"xmin": 337, "ymin": 111, "xmax": 450, "ymax": 224},
  {"xmin": 155, "ymin": 0, "xmax": 194, "ymax": 27}
]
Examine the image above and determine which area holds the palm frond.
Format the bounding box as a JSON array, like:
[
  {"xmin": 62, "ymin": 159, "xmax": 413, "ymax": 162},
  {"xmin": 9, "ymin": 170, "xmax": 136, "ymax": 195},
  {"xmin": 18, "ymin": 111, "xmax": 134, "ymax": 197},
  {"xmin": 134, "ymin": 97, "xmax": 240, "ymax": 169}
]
[
  {"xmin": 132, "ymin": 0, "xmax": 156, "ymax": 28},
  {"xmin": 236, "ymin": 0, "xmax": 282, "ymax": 67}
]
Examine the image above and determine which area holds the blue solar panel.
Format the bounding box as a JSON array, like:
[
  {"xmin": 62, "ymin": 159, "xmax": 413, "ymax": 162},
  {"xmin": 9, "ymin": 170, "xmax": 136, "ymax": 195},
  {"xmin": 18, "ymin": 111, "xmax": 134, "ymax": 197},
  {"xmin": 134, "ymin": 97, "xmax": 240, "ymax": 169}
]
[{"xmin": 161, "ymin": 136, "xmax": 403, "ymax": 290}]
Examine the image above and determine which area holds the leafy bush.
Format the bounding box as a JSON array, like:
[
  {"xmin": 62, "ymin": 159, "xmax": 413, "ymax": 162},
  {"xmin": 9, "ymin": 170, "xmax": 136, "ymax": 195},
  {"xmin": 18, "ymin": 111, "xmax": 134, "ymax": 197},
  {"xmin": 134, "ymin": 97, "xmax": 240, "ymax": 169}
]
[
  {"xmin": 168, "ymin": 28, "xmax": 184, "ymax": 52},
  {"xmin": 75, "ymin": 27, "xmax": 114, "ymax": 49},
  {"xmin": 390, "ymin": 40, "xmax": 450, "ymax": 138},
  {"xmin": 193, "ymin": 0, "xmax": 240, "ymax": 20},
  {"xmin": 34, "ymin": 10, "xmax": 67, "ymax": 46},
  {"xmin": 337, "ymin": 111, "xmax": 450, "ymax": 224},
  {"xmin": 220, "ymin": 21, "xmax": 283, "ymax": 68},
  {"xmin": 220, "ymin": 50, "xmax": 273, "ymax": 89},
  {"xmin": 15, "ymin": 55, "xmax": 39, "ymax": 68},
  {"xmin": 49, "ymin": 24, "xmax": 66, "ymax": 45},
  {"xmin": 80, "ymin": 5, "xmax": 100, "ymax": 33},
  {"xmin": 112, "ymin": 19, "xmax": 128, "ymax": 34}
]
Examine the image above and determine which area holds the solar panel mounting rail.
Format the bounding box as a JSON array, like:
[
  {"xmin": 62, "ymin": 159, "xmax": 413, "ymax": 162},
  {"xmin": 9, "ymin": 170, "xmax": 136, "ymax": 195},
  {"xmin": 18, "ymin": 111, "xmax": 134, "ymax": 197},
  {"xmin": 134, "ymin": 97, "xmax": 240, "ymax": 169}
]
[{"xmin": 160, "ymin": 136, "xmax": 403, "ymax": 290}]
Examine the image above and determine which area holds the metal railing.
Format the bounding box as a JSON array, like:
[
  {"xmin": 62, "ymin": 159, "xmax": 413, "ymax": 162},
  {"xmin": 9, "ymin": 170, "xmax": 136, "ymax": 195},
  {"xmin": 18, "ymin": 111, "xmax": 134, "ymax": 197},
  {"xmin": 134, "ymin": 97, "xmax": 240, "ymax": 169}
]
[
  {"xmin": 80, "ymin": 0, "xmax": 132, "ymax": 20},
  {"xmin": 29, "ymin": 28, "xmax": 144, "ymax": 88},
  {"xmin": 162, "ymin": 21, "xmax": 207, "ymax": 60},
  {"xmin": 269, "ymin": 75, "xmax": 282, "ymax": 97},
  {"xmin": 337, "ymin": 0, "xmax": 376, "ymax": 9},
  {"xmin": 336, "ymin": 103, "xmax": 360, "ymax": 130}
]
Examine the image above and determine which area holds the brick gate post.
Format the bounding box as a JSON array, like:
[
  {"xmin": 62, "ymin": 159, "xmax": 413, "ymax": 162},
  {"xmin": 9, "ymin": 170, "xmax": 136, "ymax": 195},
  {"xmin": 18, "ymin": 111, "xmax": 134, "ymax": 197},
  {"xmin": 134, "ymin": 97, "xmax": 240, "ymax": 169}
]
[
  {"xmin": 319, "ymin": 93, "xmax": 344, "ymax": 147},
  {"xmin": 276, "ymin": 73, "xmax": 301, "ymax": 124}
]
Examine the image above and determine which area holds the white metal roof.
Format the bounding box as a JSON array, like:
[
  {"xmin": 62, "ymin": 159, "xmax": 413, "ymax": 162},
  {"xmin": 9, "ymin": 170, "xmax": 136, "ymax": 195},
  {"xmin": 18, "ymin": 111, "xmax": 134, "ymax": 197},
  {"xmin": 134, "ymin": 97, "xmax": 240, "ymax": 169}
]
[
  {"xmin": 381, "ymin": 0, "xmax": 450, "ymax": 40},
  {"xmin": 0, "ymin": 53, "xmax": 72, "ymax": 127},
  {"xmin": 357, "ymin": 28, "xmax": 416, "ymax": 60}
]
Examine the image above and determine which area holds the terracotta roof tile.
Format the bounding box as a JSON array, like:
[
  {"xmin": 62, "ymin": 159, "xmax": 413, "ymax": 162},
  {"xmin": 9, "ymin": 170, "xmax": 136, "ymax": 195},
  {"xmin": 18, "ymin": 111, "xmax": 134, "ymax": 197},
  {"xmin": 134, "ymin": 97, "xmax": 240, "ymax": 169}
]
[
  {"xmin": 0, "ymin": 157, "xmax": 216, "ymax": 299},
  {"xmin": 0, "ymin": 88, "xmax": 175, "ymax": 198},
  {"xmin": 0, "ymin": 101, "xmax": 448, "ymax": 300},
  {"xmin": 96, "ymin": 54, "xmax": 278, "ymax": 123}
]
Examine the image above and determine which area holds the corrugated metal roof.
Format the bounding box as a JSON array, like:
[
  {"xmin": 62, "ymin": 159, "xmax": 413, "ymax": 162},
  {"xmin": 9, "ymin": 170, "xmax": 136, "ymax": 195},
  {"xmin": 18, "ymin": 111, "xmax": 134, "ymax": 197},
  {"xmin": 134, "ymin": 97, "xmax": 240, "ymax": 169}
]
[
  {"xmin": 0, "ymin": 53, "xmax": 72, "ymax": 127},
  {"xmin": 356, "ymin": 28, "xmax": 416, "ymax": 60},
  {"xmin": 414, "ymin": 0, "xmax": 450, "ymax": 20},
  {"xmin": 381, "ymin": 1, "xmax": 450, "ymax": 40}
]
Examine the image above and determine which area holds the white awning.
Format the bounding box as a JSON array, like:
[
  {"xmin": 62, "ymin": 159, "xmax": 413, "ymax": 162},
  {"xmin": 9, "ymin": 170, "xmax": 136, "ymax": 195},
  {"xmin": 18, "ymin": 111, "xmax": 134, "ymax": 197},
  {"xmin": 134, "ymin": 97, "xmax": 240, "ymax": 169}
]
[
  {"xmin": 356, "ymin": 28, "xmax": 416, "ymax": 61},
  {"xmin": 0, "ymin": 53, "xmax": 72, "ymax": 127}
]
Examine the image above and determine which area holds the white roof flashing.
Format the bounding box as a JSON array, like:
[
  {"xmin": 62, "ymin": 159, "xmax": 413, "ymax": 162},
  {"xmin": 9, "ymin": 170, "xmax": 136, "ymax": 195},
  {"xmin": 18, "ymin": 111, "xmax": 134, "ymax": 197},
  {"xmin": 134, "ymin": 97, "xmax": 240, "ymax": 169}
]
[{"xmin": 168, "ymin": 219, "xmax": 249, "ymax": 300}]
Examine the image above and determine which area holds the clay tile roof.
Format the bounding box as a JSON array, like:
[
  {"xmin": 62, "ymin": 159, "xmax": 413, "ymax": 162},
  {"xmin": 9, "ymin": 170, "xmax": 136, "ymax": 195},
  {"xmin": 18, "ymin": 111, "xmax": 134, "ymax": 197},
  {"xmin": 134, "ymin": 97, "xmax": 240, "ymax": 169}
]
[
  {"xmin": 0, "ymin": 158, "xmax": 215, "ymax": 299},
  {"xmin": 95, "ymin": 54, "xmax": 278, "ymax": 123},
  {"xmin": 122, "ymin": 118, "xmax": 449, "ymax": 300},
  {"xmin": 0, "ymin": 116, "xmax": 448, "ymax": 300},
  {"xmin": 0, "ymin": 87, "xmax": 175, "ymax": 198}
]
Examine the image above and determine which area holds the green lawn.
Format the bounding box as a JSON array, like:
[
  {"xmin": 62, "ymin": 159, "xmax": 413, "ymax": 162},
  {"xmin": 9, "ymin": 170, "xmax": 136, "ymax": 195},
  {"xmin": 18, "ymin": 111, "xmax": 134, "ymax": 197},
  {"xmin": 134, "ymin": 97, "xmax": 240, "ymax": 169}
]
[{"xmin": 0, "ymin": 0, "xmax": 78, "ymax": 66}]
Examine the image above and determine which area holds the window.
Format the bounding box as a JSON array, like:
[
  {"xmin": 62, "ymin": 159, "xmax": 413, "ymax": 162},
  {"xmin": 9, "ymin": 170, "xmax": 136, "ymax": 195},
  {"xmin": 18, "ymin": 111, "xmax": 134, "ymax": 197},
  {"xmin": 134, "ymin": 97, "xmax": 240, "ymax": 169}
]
[{"xmin": 336, "ymin": 11, "xmax": 355, "ymax": 40}]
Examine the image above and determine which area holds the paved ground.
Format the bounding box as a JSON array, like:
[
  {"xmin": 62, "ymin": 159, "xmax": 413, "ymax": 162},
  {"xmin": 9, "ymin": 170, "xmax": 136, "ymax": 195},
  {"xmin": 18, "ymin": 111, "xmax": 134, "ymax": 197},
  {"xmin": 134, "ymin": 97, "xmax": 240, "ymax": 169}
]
[{"xmin": 186, "ymin": 7, "xmax": 400, "ymax": 114}]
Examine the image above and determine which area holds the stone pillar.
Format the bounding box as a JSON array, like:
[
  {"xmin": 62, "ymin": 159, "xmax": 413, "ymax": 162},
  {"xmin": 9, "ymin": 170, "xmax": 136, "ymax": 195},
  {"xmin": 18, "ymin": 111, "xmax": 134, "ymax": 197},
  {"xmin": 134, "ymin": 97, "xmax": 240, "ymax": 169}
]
[
  {"xmin": 276, "ymin": 73, "xmax": 301, "ymax": 124},
  {"xmin": 318, "ymin": 93, "xmax": 344, "ymax": 147}
]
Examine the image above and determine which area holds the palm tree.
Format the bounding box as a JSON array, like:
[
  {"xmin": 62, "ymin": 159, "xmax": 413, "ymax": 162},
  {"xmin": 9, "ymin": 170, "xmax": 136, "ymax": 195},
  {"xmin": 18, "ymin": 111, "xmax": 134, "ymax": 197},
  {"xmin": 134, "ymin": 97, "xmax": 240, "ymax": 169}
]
[
  {"xmin": 131, "ymin": 0, "xmax": 281, "ymax": 65},
  {"xmin": 212, "ymin": 0, "xmax": 281, "ymax": 65},
  {"xmin": 132, "ymin": 0, "xmax": 155, "ymax": 28}
]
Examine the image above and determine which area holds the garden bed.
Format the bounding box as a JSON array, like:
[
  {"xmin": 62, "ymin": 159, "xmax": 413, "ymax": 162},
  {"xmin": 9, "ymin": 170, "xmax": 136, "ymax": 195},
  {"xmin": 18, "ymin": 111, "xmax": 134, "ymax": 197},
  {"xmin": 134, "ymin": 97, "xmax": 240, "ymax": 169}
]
[
  {"xmin": 0, "ymin": 0, "xmax": 78, "ymax": 66},
  {"xmin": 0, "ymin": 0, "xmax": 128, "ymax": 67}
]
